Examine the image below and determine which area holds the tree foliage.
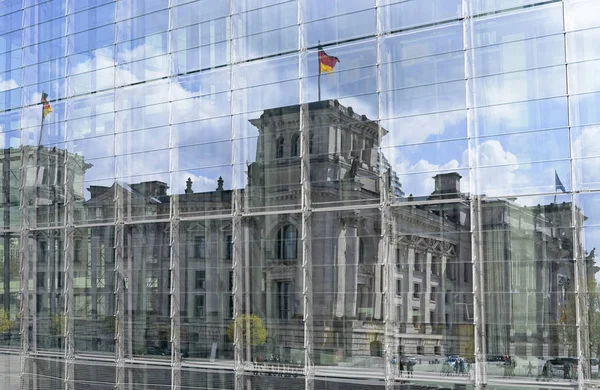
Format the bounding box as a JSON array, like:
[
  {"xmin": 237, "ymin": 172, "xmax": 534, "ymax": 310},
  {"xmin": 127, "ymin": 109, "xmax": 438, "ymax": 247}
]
[
  {"xmin": 226, "ymin": 314, "xmax": 267, "ymax": 346},
  {"xmin": 0, "ymin": 309, "xmax": 11, "ymax": 333}
]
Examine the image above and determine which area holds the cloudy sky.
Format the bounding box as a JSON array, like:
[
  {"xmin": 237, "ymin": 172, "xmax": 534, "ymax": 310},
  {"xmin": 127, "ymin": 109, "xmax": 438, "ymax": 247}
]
[{"xmin": 1, "ymin": 0, "xmax": 600, "ymax": 236}]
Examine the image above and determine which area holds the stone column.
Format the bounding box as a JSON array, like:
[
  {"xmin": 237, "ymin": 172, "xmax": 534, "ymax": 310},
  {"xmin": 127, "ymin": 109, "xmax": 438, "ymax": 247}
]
[
  {"xmin": 424, "ymin": 251, "xmax": 432, "ymax": 329},
  {"xmin": 206, "ymin": 221, "xmax": 218, "ymax": 317},
  {"xmin": 406, "ymin": 246, "xmax": 415, "ymax": 331},
  {"xmin": 335, "ymin": 225, "xmax": 346, "ymax": 318},
  {"xmin": 440, "ymin": 253, "xmax": 448, "ymax": 337},
  {"xmin": 343, "ymin": 213, "xmax": 362, "ymax": 318}
]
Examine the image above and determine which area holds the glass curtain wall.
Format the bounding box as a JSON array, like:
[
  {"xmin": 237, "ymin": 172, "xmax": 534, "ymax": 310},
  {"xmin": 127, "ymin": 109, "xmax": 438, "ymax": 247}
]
[{"xmin": 1, "ymin": 0, "xmax": 600, "ymax": 389}]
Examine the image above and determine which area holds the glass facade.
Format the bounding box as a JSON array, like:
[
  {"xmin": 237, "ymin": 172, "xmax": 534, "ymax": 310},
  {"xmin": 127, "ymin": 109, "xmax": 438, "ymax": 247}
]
[{"xmin": 1, "ymin": 0, "xmax": 600, "ymax": 389}]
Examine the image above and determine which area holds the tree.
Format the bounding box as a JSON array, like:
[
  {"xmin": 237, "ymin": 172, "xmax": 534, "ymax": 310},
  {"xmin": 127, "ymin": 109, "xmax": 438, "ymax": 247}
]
[
  {"xmin": 0, "ymin": 309, "xmax": 11, "ymax": 334},
  {"xmin": 226, "ymin": 314, "xmax": 267, "ymax": 346}
]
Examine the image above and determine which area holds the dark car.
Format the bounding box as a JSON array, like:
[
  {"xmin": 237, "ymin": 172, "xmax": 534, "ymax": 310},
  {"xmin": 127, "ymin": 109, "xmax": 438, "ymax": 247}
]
[{"xmin": 400, "ymin": 355, "xmax": 418, "ymax": 366}]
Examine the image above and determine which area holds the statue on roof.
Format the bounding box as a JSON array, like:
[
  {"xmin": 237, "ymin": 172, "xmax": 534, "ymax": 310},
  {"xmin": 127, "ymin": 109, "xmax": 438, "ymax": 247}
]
[
  {"xmin": 344, "ymin": 156, "xmax": 360, "ymax": 180},
  {"xmin": 185, "ymin": 177, "xmax": 193, "ymax": 194}
]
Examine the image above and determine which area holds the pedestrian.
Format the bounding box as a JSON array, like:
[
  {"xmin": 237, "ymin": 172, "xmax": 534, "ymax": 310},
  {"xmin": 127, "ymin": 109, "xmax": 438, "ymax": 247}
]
[
  {"xmin": 399, "ymin": 359, "xmax": 404, "ymax": 378},
  {"xmin": 408, "ymin": 361, "xmax": 414, "ymax": 378},
  {"xmin": 527, "ymin": 361, "xmax": 533, "ymax": 377}
]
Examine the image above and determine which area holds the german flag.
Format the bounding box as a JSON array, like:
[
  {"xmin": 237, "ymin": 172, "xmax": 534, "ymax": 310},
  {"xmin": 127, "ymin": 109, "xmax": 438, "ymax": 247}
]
[
  {"xmin": 41, "ymin": 92, "xmax": 52, "ymax": 118},
  {"xmin": 319, "ymin": 46, "xmax": 339, "ymax": 75}
]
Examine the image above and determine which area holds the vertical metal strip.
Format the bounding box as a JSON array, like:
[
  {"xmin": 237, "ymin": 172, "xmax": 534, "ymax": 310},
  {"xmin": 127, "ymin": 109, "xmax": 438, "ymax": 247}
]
[
  {"xmin": 471, "ymin": 196, "xmax": 487, "ymax": 389},
  {"xmin": 170, "ymin": 196, "xmax": 181, "ymax": 390},
  {"xmin": 297, "ymin": 1, "xmax": 314, "ymax": 389},
  {"xmin": 228, "ymin": 1, "xmax": 245, "ymax": 388},
  {"xmin": 63, "ymin": 152, "xmax": 75, "ymax": 390},
  {"xmin": 166, "ymin": 1, "xmax": 181, "ymax": 388},
  {"xmin": 232, "ymin": 190, "xmax": 244, "ymax": 389},
  {"xmin": 462, "ymin": 0, "xmax": 487, "ymax": 387},
  {"xmin": 114, "ymin": 185, "xmax": 125, "ymax": 390},
  {"xmin": 374, "ymin": 0, "xmax": 394, "ymax": 387},
  {"xmin": 562, "ymin": 1, "xmax": 590, "ymax": 387},
  {"xmin": 112, "ymin": 0, "xmax": 123, "ymax": 386},
  {"xmin": 19, "ymin": 146, "xmax": 30, "ymax": 390},
  {"xmin": 381, "ymin": 204, "xmax": 393, "ymax": 390},
  {"xmin": 300, "ymin": 104, "xmax": 314, "ymax": 390}
]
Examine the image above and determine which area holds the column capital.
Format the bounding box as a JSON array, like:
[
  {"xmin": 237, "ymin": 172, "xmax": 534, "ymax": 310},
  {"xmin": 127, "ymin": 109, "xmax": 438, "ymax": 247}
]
[{"xmin": 340, "ymin": 211, "xmax": 365, "ymax": 228}]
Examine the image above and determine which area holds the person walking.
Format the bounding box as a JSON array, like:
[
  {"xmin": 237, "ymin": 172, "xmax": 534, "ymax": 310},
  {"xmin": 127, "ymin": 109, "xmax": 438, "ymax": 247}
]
[{"xmin": 527, "ymin": 361, "xmax": 534, "ymax": 377}]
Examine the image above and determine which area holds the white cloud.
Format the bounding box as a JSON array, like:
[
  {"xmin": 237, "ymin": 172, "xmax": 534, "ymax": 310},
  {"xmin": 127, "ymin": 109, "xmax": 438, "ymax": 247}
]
[
  {"xmin": 572, "ymin": 125, "xmax": 600, "ymax": 190},
  {"xmin": 395, "ymin": 158, "xmax": 460, "ymax": 196},
  {"xmin": 0, "ymin": 78, "xmax": 18, "ymax": 93},
  {"xmin": 174, "ymin": 172, "xmax": 217, "ymax": 194},
  {"xmin": 383, "ymin": 110, "xmax": 465, "ymax": 146}
]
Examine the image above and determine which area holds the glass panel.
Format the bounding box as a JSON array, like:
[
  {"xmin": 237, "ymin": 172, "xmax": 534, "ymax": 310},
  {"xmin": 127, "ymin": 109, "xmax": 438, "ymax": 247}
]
[
  {"xmin": 180, "ymin": 218, "xmax": 233, "ymax": 361},
  {"xmin": 73, "ymin": 226, "xmax": 116, "ymax": 355},
  {"xmin": 480, "ymin": 195, "xmax": 577, "ymax": 384},
  {"xmin": 124, "ymin": 223, "xmax": 171, "ymax": 358},
  {"xmin": 378, "ymin": 0, "xmax": 461, "ymax": 33}
]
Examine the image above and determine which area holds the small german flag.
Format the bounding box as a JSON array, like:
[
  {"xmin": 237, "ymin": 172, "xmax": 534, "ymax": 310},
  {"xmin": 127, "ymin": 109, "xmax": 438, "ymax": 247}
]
[
  {"xmin": 41, "ymin": 91, "xmax": 52, "ymax": 118},
  {"xmin": 319, "ymin": 45, "xmax": 339, "ymax": 75}
]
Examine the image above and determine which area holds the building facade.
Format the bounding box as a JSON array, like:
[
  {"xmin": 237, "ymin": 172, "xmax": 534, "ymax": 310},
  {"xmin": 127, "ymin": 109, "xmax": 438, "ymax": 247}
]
[{"xmin": 1, "ymin": 1, "xmax": 600, "ymax": 389}]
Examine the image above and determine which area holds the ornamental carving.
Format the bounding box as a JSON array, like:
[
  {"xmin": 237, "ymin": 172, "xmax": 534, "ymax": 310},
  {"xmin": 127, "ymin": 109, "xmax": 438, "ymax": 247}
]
[
  {"xmin": 340, "ymin": 211, "xmax": 365, "ymax": 228},
  {"xmin": 268, "ymin": 265, "xmax": 295, "ymax": 280}
]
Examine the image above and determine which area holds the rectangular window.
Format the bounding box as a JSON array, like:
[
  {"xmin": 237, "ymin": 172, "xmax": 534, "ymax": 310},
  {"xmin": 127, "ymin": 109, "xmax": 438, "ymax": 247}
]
[
  {"xmin": 431, "ymin": 286, "xmax": 436, "ymax": 302},
  {"xmin": 277, "ymin": 281, "xmax": 291, "ymax": 319},
  {"xmin": 414, "ymin": 252, "xmax": 421, "ymax": 271},
  {"xmin": 431, "ymin": 255, "xmax": 438, "ymax": 274},
  {"xmin": 195, "ymin": 270, "xmax": 205, "ymax": 290},
  {"xmin": 74, "ymin": 239, "xmax": 83, "ymax": 263},
  {"xmin": 228, "ymin": 270, "xmax": 233, "ymax": 291},
  {"xmin": 412, "ymin": 310, "xmax": 420, "ymax": 328},
  {"xmin": 195, "ymin": 236, "xmax": 206, "ymax": 258},
  {"xmin": 396, "ymin": 279, "xmax": 402, "ymax": 296},
  {"xmin": 194, "ymin": 295, "xmax": 205, "ymax": 317},
  {"xmin": 463, "ymin": 262, "xmax": 470, "ymax": 283},
  {"xmin": 396, "ymin": 247, "xmax": 402, "ymax": 269},
  {"xmin": 430, "ymin": 310, "xmax": 436, "ymax": 325},
  {"xmin": 226, "ymin": 235, "xmax": 233, "ymax": 259},
  {"xmin": 396, "ymin": 305, "xmax": 402, "ymax": 323},
  {"xmin": 413, "ymin": 283, "xmax": 420, "ymax": 299},
  {"xmin": 36, "ymin": 272, "xmax": 45, "ymax": 288}
]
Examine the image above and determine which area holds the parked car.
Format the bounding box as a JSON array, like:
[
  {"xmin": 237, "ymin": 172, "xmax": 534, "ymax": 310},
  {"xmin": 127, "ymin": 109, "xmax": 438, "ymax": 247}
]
[
  {"xmin": 400, "ymin": 355, "xmax": 418, "ymax": 366},
  {"xmin": 446, "ymin": 355, "xmax": 462, "ymax": 368}
]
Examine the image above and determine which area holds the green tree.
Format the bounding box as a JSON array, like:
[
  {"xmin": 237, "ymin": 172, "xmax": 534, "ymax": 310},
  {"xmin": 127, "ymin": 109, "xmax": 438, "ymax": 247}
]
[
  {"xmin": 226, "ymin": 314, "xmax": 267, "ymax": 346},
  {"xmin": 0, "ymin": 309, "xmax": 11, "ymax": 333}
]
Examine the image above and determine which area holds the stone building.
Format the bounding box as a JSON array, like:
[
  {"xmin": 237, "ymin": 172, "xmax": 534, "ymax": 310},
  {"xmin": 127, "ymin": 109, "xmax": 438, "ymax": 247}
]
[{"xmin": 68, "ymin": 100, "xmax": 580, "ymax": 364}]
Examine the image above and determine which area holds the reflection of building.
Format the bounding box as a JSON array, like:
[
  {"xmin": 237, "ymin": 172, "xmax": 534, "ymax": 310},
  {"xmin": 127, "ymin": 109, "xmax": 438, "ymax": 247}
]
[
  {"xmin": 72, "ymin": 100, "xmax": 581, "ymax": 362},
  {"xmin": 480, "ymin": 200, "xmax": 580, "ymax": 358},
  {"xmin": 73, "ymin": 101, "xmax": 473, "ymax": 360}
]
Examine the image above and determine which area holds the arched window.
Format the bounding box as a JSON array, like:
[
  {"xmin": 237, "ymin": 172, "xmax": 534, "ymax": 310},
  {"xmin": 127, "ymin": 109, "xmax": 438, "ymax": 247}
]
[
  {"xmin": 276, "ymin": 224, "xmax": 297, "ymax": 259},
  {"xmin": 276, "ymin": 137, "xmax": 284, "ymax": 158},
  {"xmin": 291, "ymin": 133, "xmax": 300, "ymax": 157}
]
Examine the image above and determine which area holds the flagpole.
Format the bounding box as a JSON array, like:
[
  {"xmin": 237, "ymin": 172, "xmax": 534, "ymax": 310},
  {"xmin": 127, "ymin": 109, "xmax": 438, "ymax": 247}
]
[
  {"xmin": 553, "ymin": 170, "xmax": 558, "ymax": 204},
  {"xmin": 317, "ymin": 41, "xmax": 321, "ymax": 101}
]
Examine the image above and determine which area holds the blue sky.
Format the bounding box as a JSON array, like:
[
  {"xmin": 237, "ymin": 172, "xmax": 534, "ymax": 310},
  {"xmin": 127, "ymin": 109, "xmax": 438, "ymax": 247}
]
[{"xmin": 1, "ymin": 0, "xmax": 600, "ymax": 232}]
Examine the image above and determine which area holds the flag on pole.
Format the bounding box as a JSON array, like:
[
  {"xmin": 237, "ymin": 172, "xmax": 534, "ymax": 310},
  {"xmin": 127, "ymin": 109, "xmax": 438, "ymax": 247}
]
[
  {"xmin": 318, "ymin": 46, "xmax": 339, "ymax": 75},
  {"xmin": 41, "ymin": 92, "xmax": 52, "ymax": 118},
  {"xmin": 555, "ymin": 170, "xmax": 566, "ymax": 193}
]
